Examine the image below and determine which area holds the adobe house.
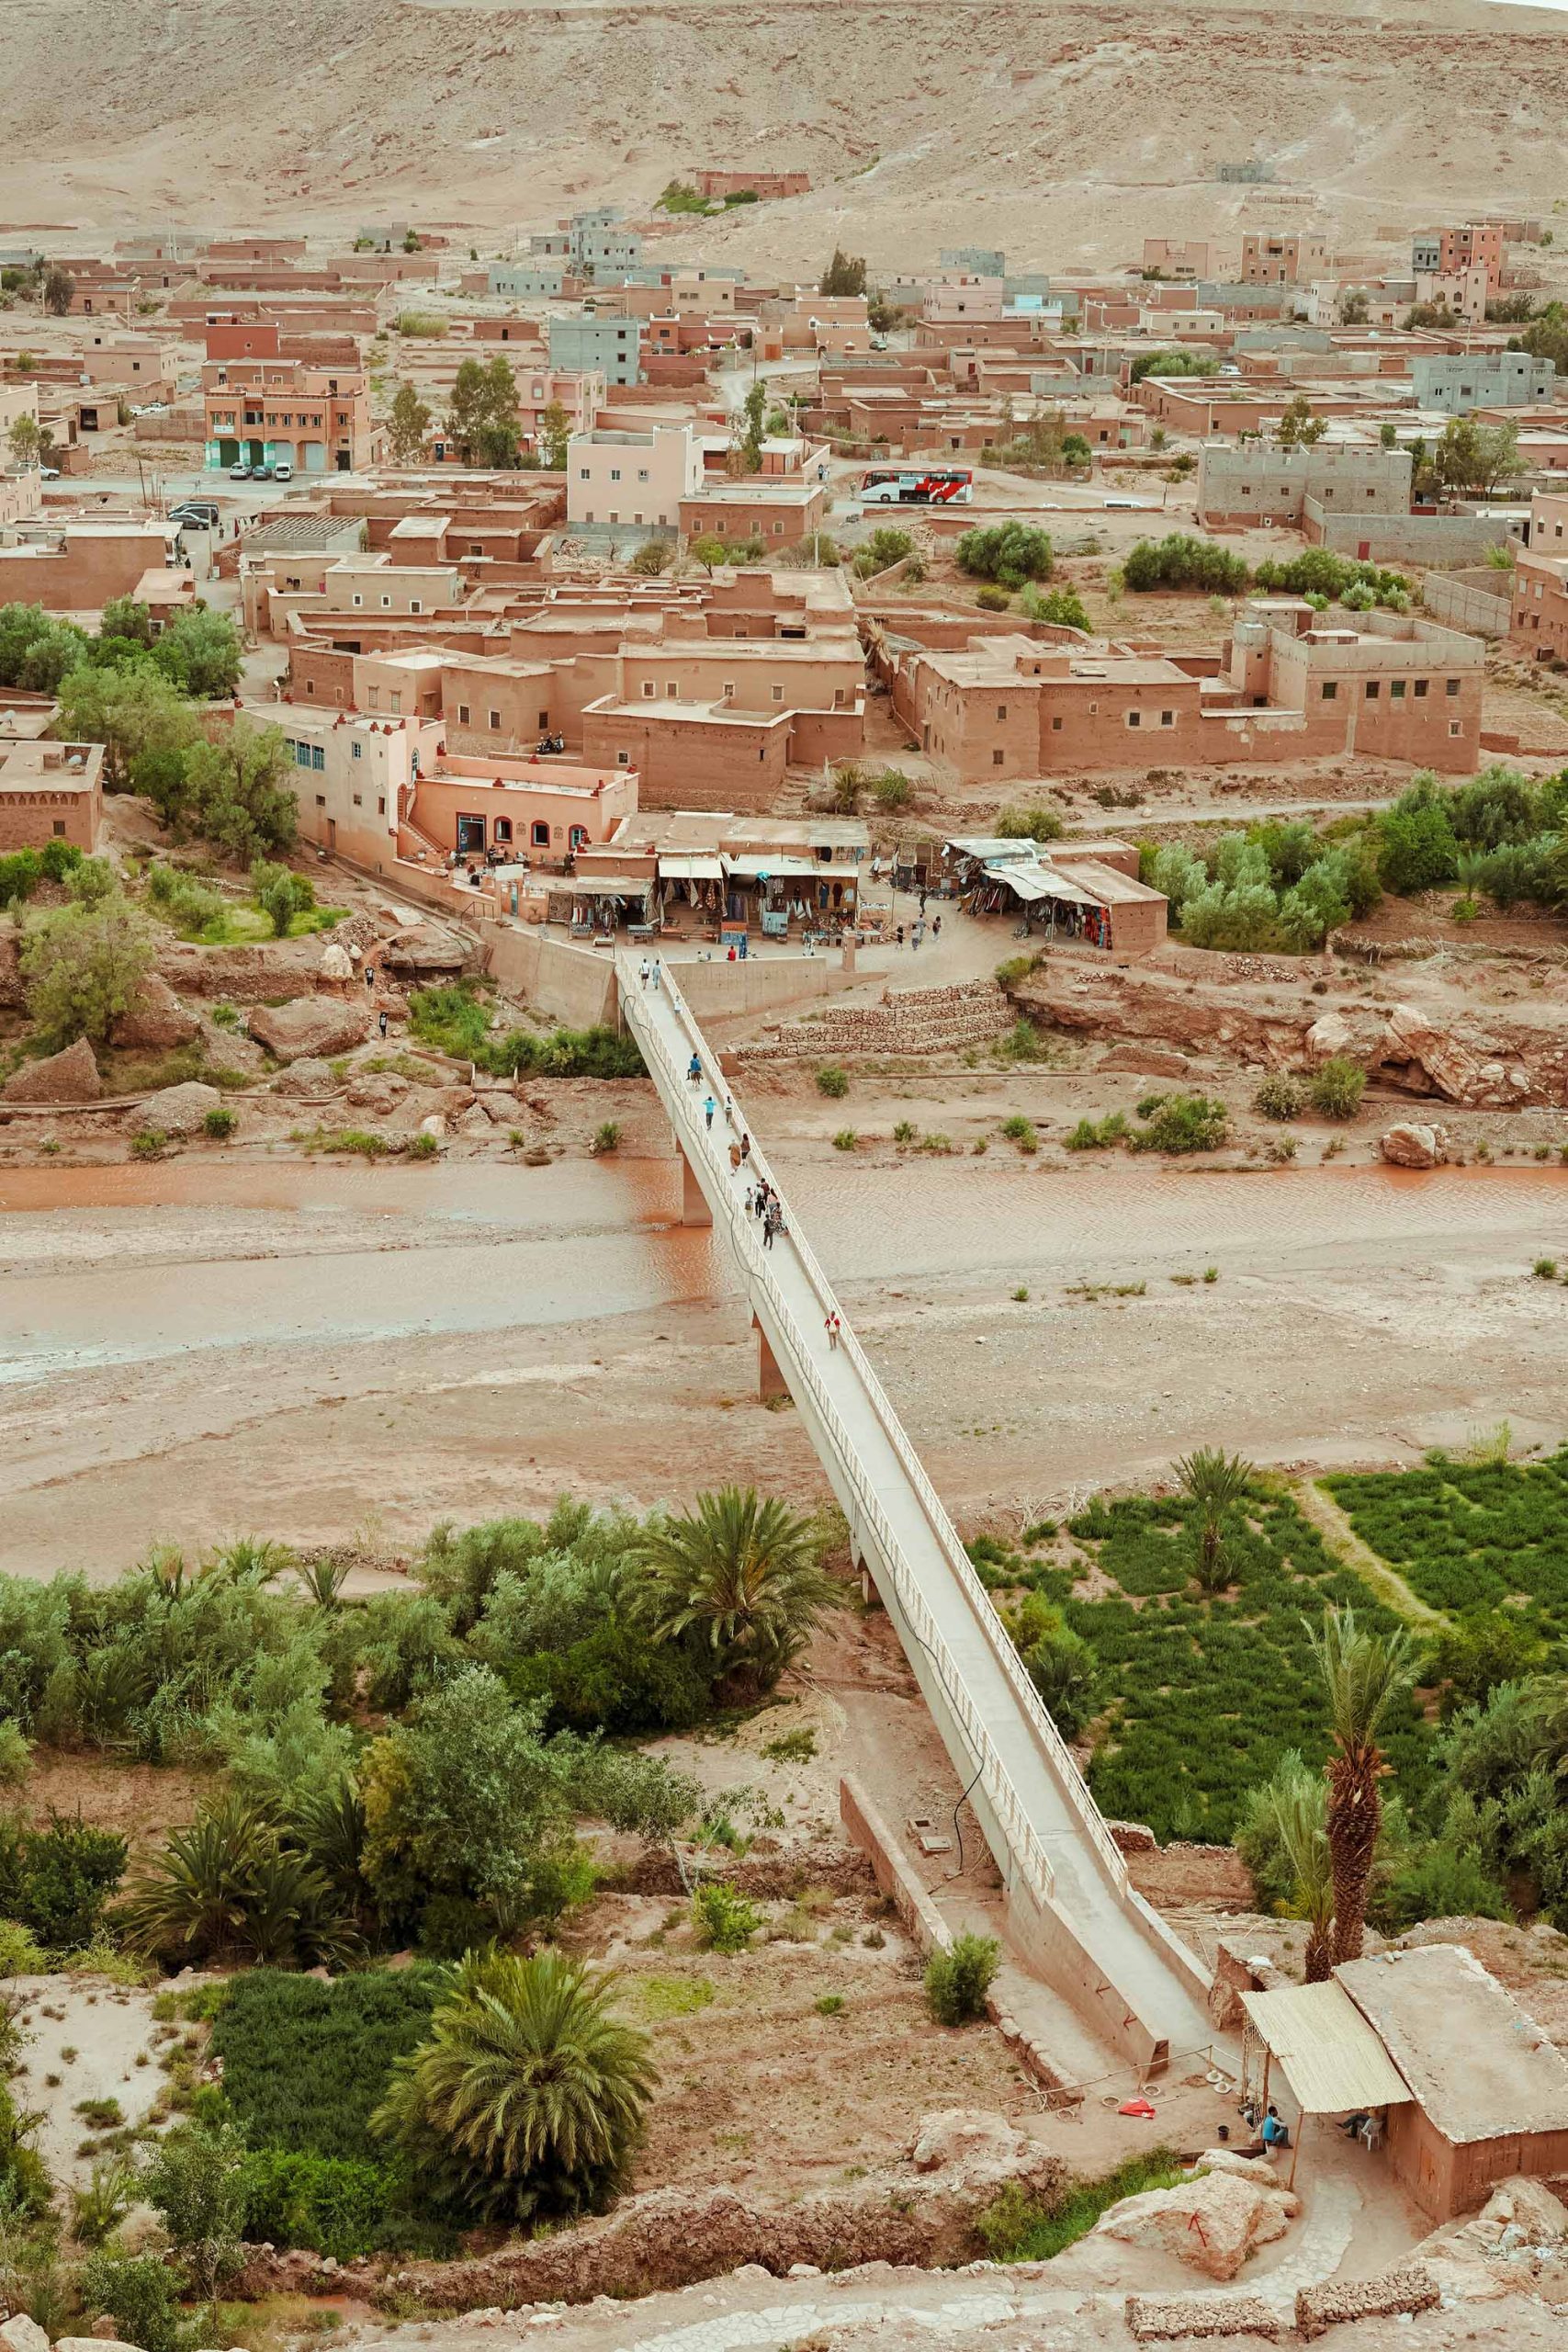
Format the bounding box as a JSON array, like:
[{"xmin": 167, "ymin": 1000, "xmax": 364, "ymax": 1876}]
[
  {"xmin": 1241, "ymin": 1944, "xmax": 1568, "ymax": 2224},
  {"xmin": 0, "ymin": 739, "xmax": 104, "ymax": 854}
]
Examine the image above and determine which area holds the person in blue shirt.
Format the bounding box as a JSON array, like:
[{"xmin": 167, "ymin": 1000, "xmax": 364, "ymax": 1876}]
[{"xmin": 1261, "ymin": 2105, "xmax": 1291, "ymax": 2153}]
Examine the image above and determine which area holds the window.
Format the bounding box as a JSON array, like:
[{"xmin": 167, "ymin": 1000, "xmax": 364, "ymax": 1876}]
[
  {"xmin": 410, "ymin": 598, "xmax": 422, "ymax": 615},
  {"xmin": 311, "ymin": 748, "xmax": 325, "ymax": 771},
  {"xmin": 616, "ymin": 750, "xmax": 629, "ymax": 766},
  {"xmin": 1320, "ymin": 682, "xmax": 1337, "ymax": 701},
  {"xmin": 666, "ymin": 681, "xmax": 679, "ymax": 698},
  {"xmin": 457, "ymin": 703, "xmax": 470, "ymax": 725},
  {"xmin": 367, "ymin": 687, "xmax": 379, "ymax": 710},
  {"xmin": 610, "ymin": 469, "xmax": 621, "ymax": 482},
  {"xmin": 637, "ymin": 468, "xmax": 649, "ymax": 482},
  {"xmin": 723, "ymin": 681, "xmax": 735, "ymax": 697},
  {"xmin": 1391, "ymin": 679, "xmax": 1406, "ymax": 699},
  {"xmin": 1414, "ymin": 678, "xmax": 1428, "ymax": 698},
  {"xmin": 315, "ymin": 794, "xmax": 325, "ymax": 807},
  {"xmin": 538, "ymin": 710, "xmax": 549, "ymax": 729},
  {"xmin": 1365, "ymin": 681, "xmax": 1380, "ymax": 700},
  {"xmin": 1051, "ymin": 716, "xmax": 1063, "ymax": 731},
  {"xmin": 578, "ymin": 468, "xmax": 590, "ymax": 480},
  {"xmin": 570, "ymin": 825, "xmax": 587, "ymax": 851},
  {"xmin": 1450, "ymin": 720, "xmax": 1461, "ymax": 737},
  {"xmin": 380, "ymin": 595, "xmax": 391, "ymax": 609},
  {"xmin": 377, "ymin": 797, "xmax": 386, "ymax": 815},
  {"xmin": 642, "ymin": 680, "xmax": 656, "ymax": 697},
  {"xmin": 1446, "ymin": 676, "xmax": 1461, "ymax": 695},
  {"xmin": 352, "ymin": 741, "xmax": 362, "ymax": 759},
  {"xmin": 1126, "ymin": 708, "xmax": 1142, "ymax": 728},
  {"xmin": 992, "ymin": 750, "xmax": 1004, "ymax": 766},
  {"xmin": 1160, "ymin": 709, "xmax": 1174, "ymax": 728},
  {"xmin": 489, "ymin": 709, "xmax": 501, "ymax": 730},
  {"xmin": 51, "ymin": 819, "xmax": 66, "ymax": 838},
  {"xmin": 294, "ymin": 742, "xmax": 310, "ymax": 767},
  {"xmin": 996, "ymin": 705, "xmax": 1008, "ymax": 722},
  {"xmin": 352, "ymin": 793, "xmax": 362, "ymax": 808},
  {"xmin": 772, "ymin": 684, "xmax": 784, "ymax": 704},
  {"xmin": 389, "ymin": 693, "xmax": 401, "ymax": 716},
  {"xmin": 352, "ymin": 594, "xmax": 363, "ymax": 608}
]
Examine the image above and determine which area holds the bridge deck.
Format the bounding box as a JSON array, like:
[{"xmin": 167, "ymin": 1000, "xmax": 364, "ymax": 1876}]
[{"xmin": 619, "ymin": 956, "xmax": 1219, "ymax": 2071}]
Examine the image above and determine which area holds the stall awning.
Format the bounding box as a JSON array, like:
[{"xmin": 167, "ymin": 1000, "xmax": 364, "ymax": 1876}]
[
  {"xmin": 723, "ymin": 854, "xmax": 840, "ymax": 881},
  {"xmin": 568, "ymin": 876, "xmax": 649, "ymax": 897},
  {"xmin": 983, "ymin": 862, "xmax": 1054, "ymax": 904},
  {"xmin": 1239, "ymin": 1983, "xmax": 1414, "ymax": 2116},
  {"xmin": 659, "ymin": 854, "xmax": 724, "ymax": 880}
]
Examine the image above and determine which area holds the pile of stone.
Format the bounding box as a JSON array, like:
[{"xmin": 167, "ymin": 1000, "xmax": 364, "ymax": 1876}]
[
  {"xmin": 1294, "ymin": 2262, "xmax": 1438, "ymax": 2338},
  {"xmin": 746, "ymin": 981, "xmax": 1012, "ymax": 1062},
  {"xmin": 1096, "ymin": 2152, "xmax": 1299, "ymax": 2282},
  {"xmin": 1125, "ymin": 2294, "xmax": 1280, "ymax": 2342}
]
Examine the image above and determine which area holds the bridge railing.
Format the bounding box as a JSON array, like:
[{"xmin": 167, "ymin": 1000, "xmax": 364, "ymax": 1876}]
[{"xmin": 623, "ymin": 959, "xmax": 1129, "ymax": 1905}]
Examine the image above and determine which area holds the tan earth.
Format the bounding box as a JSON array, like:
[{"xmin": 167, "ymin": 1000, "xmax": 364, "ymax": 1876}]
[{"xmin": 6, "ymin": 0, "xmax": 1568, "ymax": 280}]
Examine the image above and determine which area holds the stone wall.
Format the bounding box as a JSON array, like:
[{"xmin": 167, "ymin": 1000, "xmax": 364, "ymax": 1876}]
[
  {"xmin": 743, "ymin": 979, "xmax": 1012, "ymax": 1061},
  {"xmin": 1295, "ymin": 2263, "xmax": 1439, "ymax": 2339}
]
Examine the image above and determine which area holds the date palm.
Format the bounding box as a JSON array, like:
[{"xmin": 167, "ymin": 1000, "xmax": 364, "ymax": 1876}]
[
  {"xmin": 1174, "ymin": 1448, "xmax": 1254, "ymax": 1594},
  {"xmin": 1256, "ymin": 1758, "xmax": 1335, "ymax": 1981},
  {"xmin": 372, "ymin": 1949, "xmax": 656, "ymax": 2222},
  {"xmin": 1307, "ymin": 1602, "xmax": 1415, "ymax": 1965},
  {"xmin": 634, "ymin": 1487, "xmax": 838, "ymax": 1691}
]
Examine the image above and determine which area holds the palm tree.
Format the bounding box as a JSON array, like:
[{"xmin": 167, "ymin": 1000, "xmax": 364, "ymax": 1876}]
[
  {"xmin": 1307, "ymin": 1602, "xmax": 1416, "ymax": 1964},
  {"xmin": 1174, "ymin": 1448, "xmax": 1254, "ymax": 1594},
  {"xmin": 1453, "ymin": 848, "xmax": 1489, "ymax": 920},
  {"xmin": 634, "ymin": 1487, "xmax": 838, "ymax": 1691},
  {"xmin": 117, "ymin": 1795, "xmax": 359, "ymax": 1968},
  {"xmin": 1256, "ymin": 1758, "xmax": 1335, "ymax": 1982},
  {"xmin": 371, "ymin": 1949, "xmax": 657, "ymax": 2221},
  {"xmin": 294, "ymin": 1553, "xmax": 352, "ymax": 1608}
]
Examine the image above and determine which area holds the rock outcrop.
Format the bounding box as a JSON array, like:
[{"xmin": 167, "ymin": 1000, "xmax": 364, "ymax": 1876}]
[
  {"xmin": 1095, "ymin": 2163, "xmax": 1299, "ymax": 2281},
  {"xmin": 1303, "ymin": 1010, "xmax": 1354, "ymax": 1065},
  {"xmin": 247, "ymin": 999, "xmax": 372, "ymax": 1062},
  {"xmin": 909, "ymin": 2107, "xmax": 1062, "ymax": 2197},
  {"xmin": 1375, "ymin": 1003, "xmax": 1533, "ymax": 1108},
  {"xmin": 1, "ymin": 1036, "xmax": 102, "ymax": 1103},
  {"xmin": 380, "ymin": 924, "xmax": 468, "ymax": 976},
  {"xmin": 0, "ymin": 2315, "xmax": 52, "ymax": 2352},
  {"xmin": 138, "ymin": 1081, "xmax": 223, "ymax": 1136},
  {"xmin": 110, "ymin": 972, "xmax": 199, "ymax": 1050},
  {"xmin": 1380, "ymin": 1121, "xmax": 1448, "ymax": 1169},
  {"xmin": 270, "ymin": 1057, "xmax": 339, "ymax": 1096}
]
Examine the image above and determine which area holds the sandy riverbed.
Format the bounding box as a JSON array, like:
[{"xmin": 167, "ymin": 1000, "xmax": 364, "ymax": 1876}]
[{"xmin": 0, "ymin": 1155, "xmax": 1562, "ymax": 1578}]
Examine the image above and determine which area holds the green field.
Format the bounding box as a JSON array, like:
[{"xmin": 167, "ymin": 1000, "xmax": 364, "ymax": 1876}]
[
  {"xmin": 1059, "ymin": 1489, "xmax": 1436, "ymax": 1843},
  {"xmin": 1322, "ymin": 1453, "xmax": 1568, "ymax": 1645}
]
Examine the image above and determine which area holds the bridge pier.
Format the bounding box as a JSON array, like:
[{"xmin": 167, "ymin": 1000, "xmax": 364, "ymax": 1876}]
[
  {"xmin": 752, "ymin": 1313, "xmax": 789, "ymax": 1403},
  {"xmin": 677, "ymin": 1142, "xmax": 712, "ymax": 1227}
]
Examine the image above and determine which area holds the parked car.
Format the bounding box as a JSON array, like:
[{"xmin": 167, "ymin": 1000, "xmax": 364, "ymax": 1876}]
[
  {"xmin": 229, "ymin": 461, "xmax": 251, "ymax": 480},
  {"xmin": 249, "ymin": 463, "xmax": 275, "ymax": 481},
  {"xmin": 272, "ymin": 461, "xmax": 293, "ymax": 481},
  {"xmin": 170, "ymin": 502, "xmax": 220, "ymax": 528}
]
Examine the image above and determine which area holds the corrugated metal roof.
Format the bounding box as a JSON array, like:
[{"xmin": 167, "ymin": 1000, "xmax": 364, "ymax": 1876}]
[{"xmin": 1240, "ymin": 1982, "xmax": 1413, "ymax": 2115}]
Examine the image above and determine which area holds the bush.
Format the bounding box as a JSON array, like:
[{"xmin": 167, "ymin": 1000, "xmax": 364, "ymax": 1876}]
[
  {"xmin": 1122, "ymin": 535, "xmax": 1248, "ymax": 594},
  {"xmin": 0, "ymin": 1919, "xmax": 44, "ymax": 1976},
  {"xmin": 238, "ymin": 2145, "xmax": 420, "ymax": 2261},
  {"xmin": 202, "ymin": 1106, "xmax": 236, "ymax": 1140},
  {"xmin": 212, "ymin": 1968, "xmax": 442, "ymax": 2166},
  {"xmin": 405, "ymin": 1132, "xmax": 439, "ymax": 1161},
  {"xmin": 975, "ymin": 584, "xmax": 1012, "ymax": 612},
  {"xmin": 143, "ymin": 2120, "xmax": 251, "ymax": 2297},
  {"xmin": 924, "ymin": 1931, "xmax": 999, "ymax": 2025},
  {"xmin": 1128, "ymin": 1092, "xmax": 1228, "ymax": 1154},
  {"xmin": 690, "ymin": 1882, "xmax": 761, "ymax": 1953},
  {"xmin": 0, "ymin": 849, "xmax": 41, "ymax": 909},
  {"xmin": 832, "ymin": 1128, "xmax": 857, "ymax": 1151},
  {"xmin": 816, "ymin": 1063, "xmax": 849, "ymax": 1098},
  {"xmin": 954, "ymin": 523, "xmax": 1053, "ymax": 590},
  {"xmin": 20, "ymin": 896, "xmax": 156, "ymax": 1047},
  {"xmin": 76, "ymin": 2253, "xmax": 185, "ymax": 2352},
  {"xmin": 976, "ymin": 2147, "xmax": 1184, "ymax": 2262},
  {"xmin": 1020, "ymin": 584, "xmax": 1091, "ymax": 632},
  {"xmin": 1309, "ymin": 1057, "xmax": 1367, "ymax": 1119},
  {"xmin": 0, "ymin": 1814, "xmax": 126, "ymax": 1948},
  {"xmin": 997, "ymin": 805, "xmax": 1063, "ymax": 842},
  {"xmin": 1374, "ymin": 1843, "xmax": 1512, "ymax": 1934},
  {"xmin": 1254, "ymin": 1073, "xmax": 1305, "ymax": 1122},
  {"xmin": 1064, "ymin": 1112, "xmax": 1129, "ymax": 1150},
  {"xmin": 0, "ymin": 1722, "xmax": 30, "ymax": 1789}
]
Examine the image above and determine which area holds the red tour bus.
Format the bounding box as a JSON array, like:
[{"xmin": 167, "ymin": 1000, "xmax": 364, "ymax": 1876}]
[{"xmin": 859, "ymin": 467, "xmax": 973, "ymax": 505}]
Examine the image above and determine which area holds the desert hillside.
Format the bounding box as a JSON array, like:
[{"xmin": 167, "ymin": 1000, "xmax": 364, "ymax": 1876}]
[{"xmin": 4, "ymin": 0, "xmax": 1568, "ymax": 269}]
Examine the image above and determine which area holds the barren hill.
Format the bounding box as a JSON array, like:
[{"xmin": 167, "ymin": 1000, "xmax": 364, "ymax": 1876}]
[{"xmin": 5, "ymin": 0, "xmax": 1568, "ymax": 272}]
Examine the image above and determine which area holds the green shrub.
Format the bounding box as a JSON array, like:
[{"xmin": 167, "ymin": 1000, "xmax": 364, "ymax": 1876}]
[
  {"xmin": 1309, "ymin": 1057, "xmax": 1367, "ymax": 1119},
  {"xmin": 1254, "ymin": 1073, "xmax": 1305, "ymax": 1122},
  {"xmin": 975, "ymin": 584, "xmax": 1012, "ymax": 612},
  {"xmin": 1122, "ymin": 534, "xmax": 1248, "ymax": 594},
  {"xmin": 591, "ymin": 1120, "xmax": 620, "ymax": 1156},
  {"xmin": 976, "ymin": 2146, "xmax": 1184, "ymax": 2262},
  {"xmin": 238, "ymin": 2145, "xmax": 425, "ymax": 2260},
  {"xmin": 816, "ymin": 1063, "xmax": 849, "ymax": 1098},
  {"xmin": 130, "ymin": 1128, "xmax": 169, "ymax": 1160},
  {"xmin": 999, "ymin": 1114, "xmax": 1038, "ymax": 1153},
  {"xmin": 1373, "ymin": 1843, "xmax": 1511, "ymax": 1934},
  {"xmin": 0, "ymin": 1919, "xmax": 44, "ymax": 1976},
  {"xmin": 996, "ymin": 805, "xmax": 1064, "ymax": 842},
  {"xmin": 924, "ymin": 1932, "xmax": 999, "ymax": 2025},
  {"xmin": 0, "ymin": 1721, "xmax": 31, "ymax": 1788},
  {"xmin": 0, "ymin": 1815, "xmax": 126, "ymax": 1948},
  {"xmin": 203, "ymin": 1106, "xmax": 237, "ymax": 1140},
  {"xmin": 1064, "ymin": 1112, "xmax": 1129, "ymax": 1150},
  {"xmin": 955, "ymin": 523, "xmax": 1053, "ymax": 590},
  {"xmin": 690, "ymin": 1883, "xmax": 761, "ymax": 1954},
  {"xmin": 0, "ymin": 849, "xmax": 42, "ymax": 909},
  {"xmin": 404, "ymin": 1132, "xmax": 439, "ymax": 1161},
  {"xmin": 1128, "ymin": 1092, "xmax": 1228, "ymax": 1154},
  {"xmin": 76, "ymin": 2252, "xmax": 185, "ymax": 2352},
  {"xmin": 832, "ymin": 1128, "xmax": 857, "ymax": 1151}
]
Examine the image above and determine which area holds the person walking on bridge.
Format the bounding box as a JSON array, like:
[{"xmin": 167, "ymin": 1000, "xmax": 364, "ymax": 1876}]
[
  {"xmin": 687, "ymin": 1053, "xmax": 702, "ymax": 1086},
  {"xmin": 704, "ymin": 1094, "xmax": 716, "ymax": 1131},
  {"xmin": 650, "ymin": 957, "xmax": 663, "ymax": 991},
  {"xmin": 825, "ymin": 1310, "xmax": 841, "ymax": 1351}
]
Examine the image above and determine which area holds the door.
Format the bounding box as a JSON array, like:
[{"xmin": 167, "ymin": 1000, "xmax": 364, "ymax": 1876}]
[
  {"xmin": 218, "ymin": 437, "xmax": 239, "ymax": 469},
  {"xmin": 456, "ymin": 813, "xmax": 486, "ymax": 855},
  {"xmin": 246, "ymin": 436, "xmax": 265, "ymax": 466}
]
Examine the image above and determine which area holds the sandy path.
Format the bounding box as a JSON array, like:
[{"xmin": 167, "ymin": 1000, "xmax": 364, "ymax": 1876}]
[{"xmin": 0, "ymin": 1158, "xmax": 1562, "ymax": 1578}]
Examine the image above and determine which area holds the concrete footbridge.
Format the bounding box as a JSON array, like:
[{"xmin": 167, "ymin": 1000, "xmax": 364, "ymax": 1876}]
[{"xmin": 616, "ymin": 955, "xmax": 1218, "ymax": 2077}]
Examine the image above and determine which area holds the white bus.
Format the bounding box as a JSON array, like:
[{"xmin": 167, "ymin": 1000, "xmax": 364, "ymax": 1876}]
[{"xmin": 859, "ymin": 467, "xmax": 973, "ymax": 505}]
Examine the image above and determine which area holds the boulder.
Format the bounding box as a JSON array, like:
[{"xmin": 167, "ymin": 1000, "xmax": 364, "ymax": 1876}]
[
  {"xmin": 139, "ymin": 1081, "xmax": 223, "ymax": 1137},
  {"xmin": 381, "ymin": 924, "xmax": 468, "ymax": 976},
  {"xmin": 1096, "ymin": 2165, "xmax": 1298, "ymax": 2281},
  {"xmin": 1303, "ymin": 1011, "xmax": 1354, "ymax": 1066},
  {"xmin": 319, "ymin": 942, "xmax": 355, "ymax": 987},
  {"xmin": 270, "ymin": 1057, "xmax": 338, "ymax": 1097},
  {"xmin": 1, "ymin": 1035, "xmax": 101, "ymax": 1103},
  {"xmin": 418, "ymin": 1113, "xmax": 448, "ymax": 1139},
  {"xmin": 344, "ymin": 1076, "xmax": 406, "ymax": 1114},
  {"xmin": 111, "ymin": 972, "xmax": 199, "ymax": 1051},
  {"xmin": 0, "ymin": 2315, "xmax": 51, "ymax": 2352},
  {"xmin": 909, "ymin": 2109, "xmax": 1058, "ymax": 2197},
  {"xmin": 1473, "ymin": 2174, "xmax": 1568, "ymax": 2248},
  {"xmin": 1098, "ymin": 1046, "xmax": 1193, "ymax": 1080},
  {"xmin": 56, "ymin": 2339, "xmax": 148, "ymax": 2352},
  {"xmin": 1377, "ymin": 1004, "xmax": 1532, "ymax": 1108},
  {"xmin": 246, "ymin": 998, "xmax": 371, "ymax": 1063},
  {"xmin": 1380, "ymin": 1121, "xmax": 1448, "ymax": 1169}
]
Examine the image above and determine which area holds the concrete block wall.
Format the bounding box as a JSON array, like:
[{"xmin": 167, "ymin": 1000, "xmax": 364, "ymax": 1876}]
[{"xmin": 744, "ymin": 979, "xmax": 1011, "ymax": 1060}]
